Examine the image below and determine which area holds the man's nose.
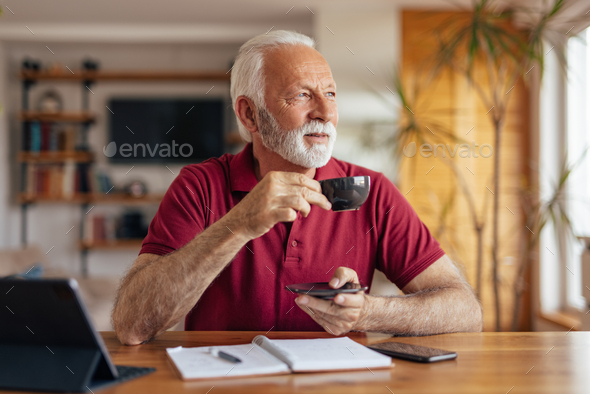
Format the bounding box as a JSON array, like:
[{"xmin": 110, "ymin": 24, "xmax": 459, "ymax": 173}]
[{"xmin": 309, "ymin": 95, "xmax": 335, "ymax": 124}]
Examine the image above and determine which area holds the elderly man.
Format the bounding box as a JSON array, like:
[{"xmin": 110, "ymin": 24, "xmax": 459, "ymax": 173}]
[{"xmin": 113, "ymin": 30, "xmax": 482, "ymax": 345}]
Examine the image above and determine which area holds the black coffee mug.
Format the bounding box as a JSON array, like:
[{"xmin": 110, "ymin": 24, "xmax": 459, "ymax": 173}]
[{"xmin": 319, "ymin": 176, "xmax": 371, "ymax": 212}]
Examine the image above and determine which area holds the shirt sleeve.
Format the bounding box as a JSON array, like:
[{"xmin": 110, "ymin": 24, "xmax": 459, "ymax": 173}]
[
  {"xmin": 374, "ymin": 176, "xmax": 446, "ymax": 290},
  {"xmin": 140, "ymin": 167, "xmax": 207, "ymax": 256}
]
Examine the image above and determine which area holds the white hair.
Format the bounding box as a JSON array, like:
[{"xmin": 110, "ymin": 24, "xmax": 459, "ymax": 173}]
[{"xmin": 230, "ymin": 30, "xmax": 316, "ymax": 142}]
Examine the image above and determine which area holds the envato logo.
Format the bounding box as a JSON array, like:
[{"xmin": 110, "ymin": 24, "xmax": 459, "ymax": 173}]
[
  {"xmin": 403, "ymin": 141, "xmax": 493, "ymax": 158},
  {"xmin": 103, "ymin": 141, "xmax": 193, "ymax": 158}
]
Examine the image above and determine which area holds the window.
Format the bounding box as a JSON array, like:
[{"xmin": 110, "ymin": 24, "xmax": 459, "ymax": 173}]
[
  {"xmin": 566, "ymin": 27, "xmax": 590, "ymax": 311},
  {"xmin": 539, "ymin": 28, "xmax": 590, "ymax": 317},
  {"xmin": 539, "ymin": 35, "xmax": 565, "ymax": 314}
]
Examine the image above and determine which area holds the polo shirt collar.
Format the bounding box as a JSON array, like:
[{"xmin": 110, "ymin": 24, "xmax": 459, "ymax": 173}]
[
  {"xmin": 229, "ymin": 143, "xmax": 347, "ymax": 192},
  {"xmin": 229, "ymin": 143, "xmax": 259, "ymax": 192}
]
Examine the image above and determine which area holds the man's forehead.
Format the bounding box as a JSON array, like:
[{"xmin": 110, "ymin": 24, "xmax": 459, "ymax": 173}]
[
  {"xmin": 263, "ymin": 45, "xmax": 335, "ymax": 88},
  {"xmin": 289, "ymin": 61, "xmax": 334, "ymax": 83}
]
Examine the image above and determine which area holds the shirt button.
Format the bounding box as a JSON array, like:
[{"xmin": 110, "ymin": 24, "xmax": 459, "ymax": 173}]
[{"xmin": 291, "ymin": 240, "xmax": 297, "ymax": 247}]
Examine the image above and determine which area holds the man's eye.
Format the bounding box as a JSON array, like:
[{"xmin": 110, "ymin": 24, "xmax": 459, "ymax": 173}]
[
  {"xmin": 298, "ymin": 93, "xmax": 307, "ymax": 97},
  {"xmin": 326, "ymin": 92, "xmax": 335, "ymax": 97}
]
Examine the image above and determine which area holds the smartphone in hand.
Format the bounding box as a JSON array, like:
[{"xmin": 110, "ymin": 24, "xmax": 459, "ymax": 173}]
[{"xmin": 286, "ymin": 282, "xmax": 368, "ymax": 300}]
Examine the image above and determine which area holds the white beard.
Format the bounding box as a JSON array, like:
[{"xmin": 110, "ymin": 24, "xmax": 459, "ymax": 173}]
[{"xmin": 257, "ymin": 107, "xmax": 337, "ymax": 168}]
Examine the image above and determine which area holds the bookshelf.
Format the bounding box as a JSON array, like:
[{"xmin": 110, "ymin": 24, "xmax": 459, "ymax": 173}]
[
  {"xmin": 20, "ymin": 69, "xmax": 231, "ymax": 82},
  {"xmin": 18, "ymin": 65, "xmax": 232, "ymax": 276},
  {"xmin": 18, "ymin": 151, "xmax": 94, "ymax": 163},
  {"xmin": 17, "ymin": 192, "xmax": 165, "ymax": 204},
  {"xmin": 19, "ymin": 111, "xmax": 96, "ymax": 123}
]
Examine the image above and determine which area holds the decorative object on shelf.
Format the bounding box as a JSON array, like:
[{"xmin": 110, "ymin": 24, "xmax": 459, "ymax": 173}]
[
  {"xmin": 82, "ymin": 58, "xmax": 100, "ymax": 71},
  {"xmin": 125, "ymin": 180, "xmax": 148, "ymax": 198},
  {"xmin": 37, "ymin": 90, "xmax": 63, "ymax": 113},
  {"xmin": 117, "ymin": 211, "xmax": 148, "ymax": 239}
]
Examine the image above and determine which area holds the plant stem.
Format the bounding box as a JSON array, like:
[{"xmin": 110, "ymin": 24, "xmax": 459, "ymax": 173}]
[
  {"xmin": 512, "ymin": 235, "xmax": 533, "ymax": 331},
  {"xmin": 476, "ymin": 226, "xmax": 484, "ymax": 299},
  {"xmin": 492, "ymin": 118, "xmax": 502, "ymax": 331}
]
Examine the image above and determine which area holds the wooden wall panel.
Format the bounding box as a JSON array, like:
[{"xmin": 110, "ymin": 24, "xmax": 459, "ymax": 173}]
[{"xmin": 400, "ymin": 10, "xmax": 529, "ymax": 331}]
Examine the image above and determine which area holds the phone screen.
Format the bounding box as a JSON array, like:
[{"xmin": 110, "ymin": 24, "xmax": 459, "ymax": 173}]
[{"xmin": 368, "ymin": 342, "xmax": 457, "ymax": 362}]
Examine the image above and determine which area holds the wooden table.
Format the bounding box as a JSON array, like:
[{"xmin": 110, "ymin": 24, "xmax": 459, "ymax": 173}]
[{"xmin": 15, "ymin": 331, "xmax": 590, "ymax": 393}]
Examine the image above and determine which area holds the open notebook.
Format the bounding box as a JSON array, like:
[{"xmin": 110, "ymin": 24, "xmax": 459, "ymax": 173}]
[{"xmin": 166, "ymin": 335, "xmax": 393, "ymax": 380}]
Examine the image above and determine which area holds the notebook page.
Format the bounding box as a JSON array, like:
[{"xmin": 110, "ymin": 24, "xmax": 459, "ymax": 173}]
[
  {"xmin": 166, "ymin": 344, "xmax": 290, "ymax": 380},
  {"xmin": 262, "ymin": 337, "xmax": 392, "ymax": 372}
]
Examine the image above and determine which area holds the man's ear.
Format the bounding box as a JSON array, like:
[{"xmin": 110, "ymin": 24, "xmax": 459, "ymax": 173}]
[{"xmin": 235, "ymin": 96, "xmax": 259, "ymax": 133}]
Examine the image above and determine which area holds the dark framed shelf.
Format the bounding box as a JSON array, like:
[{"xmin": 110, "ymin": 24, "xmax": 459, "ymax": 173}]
[
  {"xmin": 19, "ymin": 111, "xmax": 96, "ymax": 123},
  {"xmin": 18, "ymin": 151, "xmax": 94, "ymax": 163},
  {"xmin": 17, "ymin": 192, "xmax": 164, "ymax": 205},
  {"xmin": 20, "ymin": 69, "xmax": 231, "ymax": 82}
]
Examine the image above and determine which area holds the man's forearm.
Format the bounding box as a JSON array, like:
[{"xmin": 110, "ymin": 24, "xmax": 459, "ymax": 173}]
[
  {"xmin": 357, "ymin": 285, "xmax": 483, "ymax": 335},
  {"xmin": 113, "ymin": 216, "xmax": 250, "ymax": 345}
]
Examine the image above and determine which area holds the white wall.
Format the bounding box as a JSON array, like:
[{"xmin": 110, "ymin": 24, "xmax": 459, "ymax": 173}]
[{"xmin": 0, "ymin": 42, "xmax": 18, "ymax": 250}]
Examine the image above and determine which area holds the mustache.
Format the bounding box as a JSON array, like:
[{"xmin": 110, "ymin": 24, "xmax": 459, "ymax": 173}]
[
  {"xmin": 294, "ymin": 120, "xmax": 337, "ymax": 137},
  {"xmin": 256, "ymin": 106, "xmax": 337, "ymax": 140}
]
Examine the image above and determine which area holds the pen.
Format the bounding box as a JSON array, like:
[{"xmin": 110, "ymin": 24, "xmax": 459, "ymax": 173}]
[{"xmin": 210, "ymin": 348, "xmax": 242, "ymax": 363}]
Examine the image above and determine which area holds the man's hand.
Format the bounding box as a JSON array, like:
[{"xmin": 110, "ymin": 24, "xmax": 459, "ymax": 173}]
[
  {"xmin": 295, "ymin": 267, "xmax": 368, "ymax": 336},
  {"xmin": 227, "ymin": 171, "xmax": 332, "ymax": 240}
]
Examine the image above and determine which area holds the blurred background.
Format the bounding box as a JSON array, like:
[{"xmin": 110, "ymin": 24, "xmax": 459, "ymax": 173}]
[{"xmin": 0, "ymin": 0, "xmax": 589, "ymax": 333}]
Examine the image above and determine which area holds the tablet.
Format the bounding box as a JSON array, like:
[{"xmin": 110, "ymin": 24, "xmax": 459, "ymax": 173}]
[
  {"xmin": 0, "ymin": 278, "xmax": 155, "ymax": 392},
  {"xmin": 285, "ymin": 282, "xmax": 368, "ymax": 300}
]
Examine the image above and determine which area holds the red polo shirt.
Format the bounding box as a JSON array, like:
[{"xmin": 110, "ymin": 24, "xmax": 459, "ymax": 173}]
[{"xmin": 140, "ymin": 143, "xmax": 445, "ymax": 331}]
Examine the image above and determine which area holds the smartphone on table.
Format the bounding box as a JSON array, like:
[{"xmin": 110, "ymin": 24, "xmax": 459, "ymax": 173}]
[{"xmin": 367, "ymin": 342, "xmax": 457, "ymax": 363}]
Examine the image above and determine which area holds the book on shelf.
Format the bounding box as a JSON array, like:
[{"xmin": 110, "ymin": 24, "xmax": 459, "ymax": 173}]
[
  {"xmin": 22, "ymin": 163, "xmax": 113, "ymax": 197},
  {"xmin": 83, "ymin": 211, "xmax": 148, "ymax": 245},
  {"xmin": 23, "ymin": 121, "xmax": 78, "ymax": 152},
  {"xmin": 92, "ymin": 169, "xmax": 113, "ymax": 195},
  {"xmin": 166, "ymin": 336, "xmax": 393, "ymax": 381},
  {"xmin": 84, "ymin": 214, "xmax": 117, "ymax": 244}
]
